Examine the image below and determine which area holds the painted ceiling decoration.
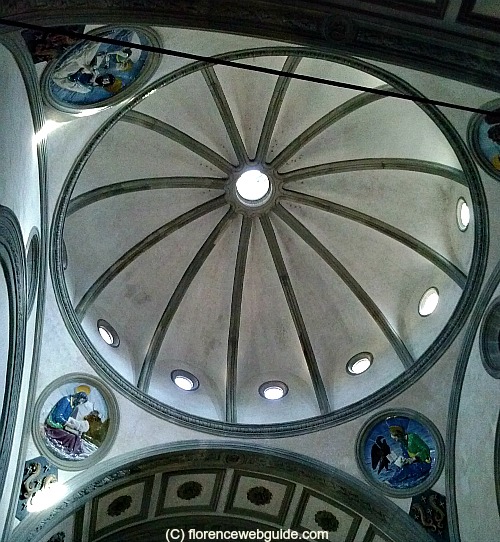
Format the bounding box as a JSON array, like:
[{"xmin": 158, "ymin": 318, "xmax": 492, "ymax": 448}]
[
  {"xmin": 468, "ymin": 99, "xmax": 500, "ymax": 180},
  {"xmin": 355, "ymin": 409, "xmax": 444, "ymax": 498},
  {"xmin": 52, "ymin": 42, "xmax": 485, "ymax": 435},
  {"xmin": 32, "ymin": 374, "xmax": 119, "ymax": 470},
  {"xmin": 41, "ymin": 26, "xmax": 161, "ymax": 113}
]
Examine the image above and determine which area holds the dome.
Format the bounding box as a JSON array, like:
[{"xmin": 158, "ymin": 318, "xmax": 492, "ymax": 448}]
[{"xmin": 53, "ymin": 44, "xmax": 480, "ymax": 435}]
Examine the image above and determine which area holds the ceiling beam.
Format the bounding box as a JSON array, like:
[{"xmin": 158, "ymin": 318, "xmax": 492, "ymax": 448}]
[
  {"xmin": 260, "ymin": 214, "xmax": 331, "ymax": 414},
  {"xmin": 273, "ymin": 203, "xmax": 415, "ymax": 370},
  {"xmin": 138, "ymin": 209, "xmax": 235, "ymax": 392}
]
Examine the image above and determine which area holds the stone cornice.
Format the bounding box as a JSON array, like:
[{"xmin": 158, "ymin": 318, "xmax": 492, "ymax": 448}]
[{"xmin": 0, "ymin": 1, "xmax": 499, "ymax": 89}]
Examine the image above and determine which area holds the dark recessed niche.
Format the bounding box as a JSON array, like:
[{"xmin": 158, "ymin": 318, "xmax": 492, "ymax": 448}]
[
  {"xmin": 26, "ymin": 227, "xmax": 40, "ymax": 317},
  {"xmin": 480, "ymin": 299, "xmax": 500, "ymax": 379}
]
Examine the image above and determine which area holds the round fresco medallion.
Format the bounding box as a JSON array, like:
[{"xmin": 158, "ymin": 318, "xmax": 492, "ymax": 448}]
[
  {"xmin": 356, "ymin": 409, "xmax": 444, "ymax": 498},
  {"xmin": 33, "ymin": 374, "xmax": 118, "ymax": 470},
  {"xmin": 468, "ymin": 99, "xmax": 500, "ymax": 180},
  {"xmin": 41, "ymin": 26, "xmax": 161, "ymax": 113}
]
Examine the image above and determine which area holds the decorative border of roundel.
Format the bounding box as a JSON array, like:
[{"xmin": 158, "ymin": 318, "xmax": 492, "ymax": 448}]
[
  {"xmin": 50, "ymin": 46, "xmax": 488, "ymax": 437},
  {"xmin": 26, "ymin": 226, "xmax": 40, "ymax": 317},
  {"xmin": 355, "ymin": 409, "xmax": 444, "ymax": 498},
  {"xmin": 0, "ymin": 206, "xmax": 27, "ymax": 497},
  {"xmin": 32, "ymin": 373, "xmax": 119, "ymax": 471},
  {"xmin": 40, "ymin": 26, "xmax": 161, "ymax": 114},
  {"xmin": 467, "ymin": 98, "xmax": 500, "ymax": 181},
  {"xmin": 479, "ymin": 297, "xmax": 500, "ymax": 379}
]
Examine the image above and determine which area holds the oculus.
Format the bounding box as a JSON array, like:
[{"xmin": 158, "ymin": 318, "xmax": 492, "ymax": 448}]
[
  {"xmin": 259, "ymin": 381, "xmax": 288, "ymax": 400},
  {"xmin": 171, "ymin": 369, "xmax": 200, "ymax": 391},
  {"xmin": 418, "ymin": 287, "xmax": 439, "ymax": 317},
  {"xmin": 97, "ymin": 319, "xmax": 120, "ymax": 347},
  {"xmin": 356, "ymin": 409, "xmax": 444, "ymax": 498},
  {"xmin": 235, "ymin": 170, "xmax": 271, "ymax": 204},
  {"xmin": 346, "ymin": 352, "xmax": 373, "ymax": 375},
  {"xmin": 33, "ymin": 374, "xmax": 118, "ymax": 469},
  {"xmin": 456, "ymin": 198, "xmax": 470, "ymax": 231}
]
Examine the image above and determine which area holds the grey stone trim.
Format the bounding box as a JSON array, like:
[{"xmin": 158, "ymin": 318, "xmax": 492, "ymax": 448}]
[
  {"xmin": 137, "ymin": 209, "xmax": 235, "ymax": 392},
  {"xmin": 67, "ymin": 177, "xmax": 226, "ymax": 216},
  {"xmin": 355, "ymin": 408, "xmax": 445, "ymax": 499},
  {"xmin": 202, "ymin": 66, "xmax": 248, "ymax": 166},
  {"xmin": 445, "ymin": 257, "xmax": 500, "ymax": 542},
  {"xmin": 273, "ymin": 204, "xmax": 415, "ymax": 370},
  {"xmin": 226, "ymin": 216, "xmax": 251, "ymax": 423},
  {"xmin": 256, "ymin": 55, "xmax": 301, "ymax": 164},
  {"xmin": 0, "ymin": 205, "xmax": 27, "ymax": 503},
  {"xmin": 10, "ymin": 442, "xmax": 434, "ymax": 542},
  {"xmin": 271, "ymin": 88, "xmax": 389, "ymax": 170},
  {"xmin": 0, "ymin": 1, "xmax": 499, "ymax": 88},
  {"xmin": 122, "ymin": 110, "xmax": 234, "ymax": 174},
  {"xmin": 50, "ymin": 47, "xmax": 487, "ymax": 437},
  {"xmin": 281, "ymin": 189, "xmax": 467, "ymax": 288},
  {"xmin": 74, "ymin": 195, "xmax": 227, "ymax": 320},
  {"xmin": 260, "ymin": 214, "xmax": 331, "ymax": 414},
  {"xmin": 25, "ymin": 225, "xmax": 40, "ymax": 317},
  {"xmin": 495, "ymin": 410, "xmax": 500, "ymax": 520},
  {"xmin": 0, "ymin": 34, "xmax": 48, "ymax": 542},
  {"xmin": 31, "ymin": 373, "xmax": 120, "ymax": 472},
  {"xmin": 457, "ymin": 0, "xmax": 500, "ymax": 33}
]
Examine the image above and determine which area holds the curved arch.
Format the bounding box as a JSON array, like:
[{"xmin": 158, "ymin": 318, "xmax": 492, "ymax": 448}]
[
  {"xmin": 12, "ymin": 442, "xmax": 433, "ymax": 542},
  {"xmin": 0, "ymin": 206, "xmax": 27, "ymax": 498}
]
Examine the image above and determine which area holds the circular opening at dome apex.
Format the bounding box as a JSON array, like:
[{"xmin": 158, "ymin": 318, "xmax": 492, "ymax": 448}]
[
  {"xmin": 171, "ymin": 370, "xmax": 199, "ymax": 391},
  {"xmin": 347, "ymin": 352, "xmax": 373, "ymax": 375},
  {"xmin": 97, "ymin": 319, "xmax": 120, "ymax": 347},
  {"xmin": 457, "ymin": 198, "xmax": 470, "ymax": 231},
  {"xmin": 419, "ymin": 287, "xmax": 439, "ymax": 316},
  {"xmin": 236, "ymin": 169, "xmax": 270, "ymax": 202},
  {"xmin": 259, "ymin": 381, "xmax": 288, "ymax": 400}
]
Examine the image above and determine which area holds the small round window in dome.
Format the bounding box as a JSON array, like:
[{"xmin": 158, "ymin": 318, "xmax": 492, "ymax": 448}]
[
  {"xmin": 236, "ymin": 170, "xmax": 270, "ymax": 202},
  {"xmin": 259, "ymin": 381, "xmax": 288, "ymax": 400},
  {"xmin": 171, "ymin": 370, "xmax": 199, "ymax": 391},
  {"xmin": 97, "ymin": 319, "xmax": 119, "ymax": 347},
  {"xmin": 457, "ymin": 198, "xmax": 470, "ymax": 231},
  {"xmin": 347, "ymin": 352, "xmax": 373, "ymax": 375},
  {"xmin": 419, "ymin": 287, "xmax": 439, "ymax": 316}
]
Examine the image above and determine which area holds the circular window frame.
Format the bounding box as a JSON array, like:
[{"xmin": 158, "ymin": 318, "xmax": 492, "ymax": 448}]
[
  {"xmin": 171, "ymin": 369, "xmax": 200, "ymax": 391},
  {"xmin": 418, "ymin": 287, "xmax": 439, "ymax": 317},
  {"xmin": 346, "ymin": 352, "xmax": 373, "ymax": 375},
  {"xmin": 32, "ymin": 373, "xmax": 119, "ymax": 471},
  {"xmin": 235, "ymin": 169, "xmax": 272, "ymax": 207},
  {"xmin": 456, "ymin": 197, "xmax": 470, "ymax": 231},
  {"xmin": 258, "ymin": 381, "xmax": 288, "ymax": 400},
  {"xmin": 97, "ymin": 319, "xmax": 120, "ymax": 348}
]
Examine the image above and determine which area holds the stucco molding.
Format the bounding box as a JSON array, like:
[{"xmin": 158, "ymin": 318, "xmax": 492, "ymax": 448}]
[{"xmin": 50, "ymin": 45, "xmax": 488, "ymax": 437}]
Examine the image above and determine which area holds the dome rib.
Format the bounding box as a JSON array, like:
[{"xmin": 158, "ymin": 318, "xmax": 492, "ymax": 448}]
[
  {"xmin": 282, "ymin": 190, "xmax": 467, "ymax": 288},
  {"xmin": 122, "ymin": 110, "xmax": 233, "ymax": 174},
  {"xmin": 202, "ymin": 66, "xmax": 248, "ymax": 166},
  {"xmin": 226, "ymin": 216, "xmax": 252, "ymax": 423},
  {"xmin": 270, "ymin": 86, "xmax": 389, "ymax": 169},
  {"xmin": 67, "ymin": 177, "xmax": 226, "ymax": 216},
  {"xmin": 137, "ymin": 208, "xmax": 235, "ymax": 392},
  {"xmin": 281, "ymin": 157, "xmax": 467, "ymax": 185},
  {"xmin": 255, "ymin": 55, "xmax": 302, "ymax": 164},
  {"xmin": 273, "ymin": 203, "xmax": 415, "ymax": 370},
  {"xmin": 74, "ymin": 195, "xmax": 227, "ymax": 319},
  {"xmin": 260, "ymin": 214, "xmax": 331, "ymax": 415}
]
